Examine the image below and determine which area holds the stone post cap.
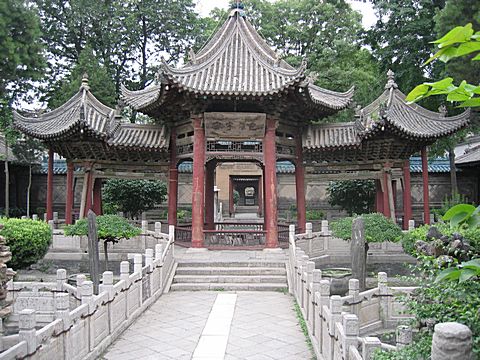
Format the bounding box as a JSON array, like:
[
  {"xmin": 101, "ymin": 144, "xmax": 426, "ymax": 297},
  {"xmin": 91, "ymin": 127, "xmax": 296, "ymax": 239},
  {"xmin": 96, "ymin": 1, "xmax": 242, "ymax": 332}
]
[
  {"xmin": 349, "ymin": 279, "xmax": 360, "ymax": 291},
  {"xmin": 19, "ymin": 309, "xmax": 36, "ymax": 330},
  {"xmin": 343, "ymin": 314, "xmax": 359, "ymax": 336},
  {"xmin": 312, "ymin": 269, "xmax": 322, "ymax": 282},
  {"xmin": 306, "ymin": 261, "xmax": 315, "ymax": 272},
  {"xmin": 154, "ymin": 222, "xmax": 162, "ymax": 232},
  {"xmin": 330, "ymin": 295, "xmax": 342, "ymax": 313},
  {"xmin": 102, "ymin": 271, "xmax": 114, "ymax": 285},
  {"xmin": 434, "ymin": 322, "xmax": 472, "ymax": 339},
  {"xmin": 134, "ymin": 254, "xmax": 143, "ymax": 263},
  {"xmin": 81, "ymin": 281, "xmax": 93, "ymax": 297},
  {"xmin": 319, "ymin": 280, "xmax": 330, "ymax": 295},
  {"xmin": 76, "ymin": 274, "xmax": 86, "ymax": 287},
  {"xmin": 378, "ymin": 272, "xmax": 388, "ymax": 283},
  {"xmin": 120, "ymin": 261, "xmax": 130, "ymax": 273},
  {"xmin": 145, "ymin": 248, "xmax": 154, "ymax": 257},
  {"xmin": 56, "ymin": 268, "xmax": 67, "ymax": 280},
  {"xmin": 55, "ymin": 293, "xmax": 70, "ymax": 310}
]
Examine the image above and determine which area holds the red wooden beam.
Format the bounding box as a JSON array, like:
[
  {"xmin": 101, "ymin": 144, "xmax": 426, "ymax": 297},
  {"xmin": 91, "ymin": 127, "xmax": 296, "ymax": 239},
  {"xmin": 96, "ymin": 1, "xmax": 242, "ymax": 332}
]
[
  {"xmin": 46, "ymin": 148, "xmax": 54, "ymax": 221},
  {"xmin": 191, "ymin": 116, "xmax": 205, "ymax": 248},
  {"xmin": 421, "ymin": 147, "xmax": 430, "ymax": 224}
]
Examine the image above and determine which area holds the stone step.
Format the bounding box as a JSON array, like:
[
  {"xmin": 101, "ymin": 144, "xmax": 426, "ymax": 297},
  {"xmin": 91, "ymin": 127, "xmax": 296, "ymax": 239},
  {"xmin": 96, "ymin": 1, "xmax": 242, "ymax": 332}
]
[
  {"xmin": 170, "ymin": 282, "xmax": 288, "ymax": 292},
  {"xmin": 173, "ymin": 274, "xmax": 286, "ymax": 284},
  {"xmin": 176, "ymin": 261, "xmax": 286, "ymax": 268},
  {"xmin": 176, "ymin": 266, "xmax": 286, "ymax": 276}
]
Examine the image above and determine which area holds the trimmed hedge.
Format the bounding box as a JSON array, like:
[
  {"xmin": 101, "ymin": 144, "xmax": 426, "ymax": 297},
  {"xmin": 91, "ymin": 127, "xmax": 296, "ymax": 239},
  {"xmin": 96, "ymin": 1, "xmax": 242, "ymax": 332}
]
[
  {"xmin": 0, "ymin": 218, "xmax": 52, "ymax": 269},
  {"xmin": 330, "ymin": 213, "xmax": 403, "ymax": 243}
]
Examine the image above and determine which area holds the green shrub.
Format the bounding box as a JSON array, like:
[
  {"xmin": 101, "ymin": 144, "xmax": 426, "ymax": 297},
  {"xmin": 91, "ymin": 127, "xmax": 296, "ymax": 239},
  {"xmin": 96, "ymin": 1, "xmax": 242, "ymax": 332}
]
[
  {"xmin": 177, "ymin": 209, "xmax": 191, "ymax": 221},
  {"xmin": 330, "ymin": 213, "xmax": 403, "ymax": 243},
  {"xmin": 0, "ymin": 218, "xmax": 52, "ymax": 269},
  {"xmin": 326, "ymin": 180, "xmax": 375, "ymax": 216},
  {"xmin": 64, "ymin": 215, "xmax": 141, "ymax": 242},
  {"xmin": 401, "ymin": 225, "xmax": 430, "ymax": 256},
  {"xmin": 306, "ymin": 209, "xmax": 324, "ymax": 221},
  {"xmin": 233, "ymin": 190, "xmax": 240, "ymax": 205}
]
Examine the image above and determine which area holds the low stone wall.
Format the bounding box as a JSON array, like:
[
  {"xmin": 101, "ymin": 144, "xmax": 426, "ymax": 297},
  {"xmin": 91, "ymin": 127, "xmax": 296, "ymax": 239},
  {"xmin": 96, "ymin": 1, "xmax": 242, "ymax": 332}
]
[
  {"xmin": 287, "ymin": 225, "xmax": 474, "ymax": 360},
  {"xmin": 0, "ymin": 228, "xmax": 176, "ymax": 360},
  {"xmin": 294, "ymin": 221, "xmax": 414, "ymax": 265}
]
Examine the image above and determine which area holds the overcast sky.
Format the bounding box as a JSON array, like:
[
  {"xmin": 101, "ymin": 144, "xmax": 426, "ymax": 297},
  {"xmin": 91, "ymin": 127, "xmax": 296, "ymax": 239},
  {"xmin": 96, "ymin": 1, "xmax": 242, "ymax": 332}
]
[{"xmin": 195, "ymin": 0, "xmax": 377, "ymax": 29}]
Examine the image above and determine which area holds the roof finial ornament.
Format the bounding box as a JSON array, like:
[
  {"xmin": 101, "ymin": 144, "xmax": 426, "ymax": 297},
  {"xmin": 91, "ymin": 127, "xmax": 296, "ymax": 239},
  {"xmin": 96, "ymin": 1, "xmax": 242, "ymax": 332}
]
[
  {"xmin": 115, "ymin": 99, "xmax": 125, "ymax": 118},
  {"xmin": 81, "ymin": 73, "xmax": 90, "ymax": 90},
  {"xmin": 438, "ymin": 104, "xmax": 448, "ymax": 117},
  {"xmin": 189, "ymin": 49, "xmax": 196, "ymax": 65},
  {"xmin": 385, "ymin": 69, "xmax": 398, "ymax": 89}
]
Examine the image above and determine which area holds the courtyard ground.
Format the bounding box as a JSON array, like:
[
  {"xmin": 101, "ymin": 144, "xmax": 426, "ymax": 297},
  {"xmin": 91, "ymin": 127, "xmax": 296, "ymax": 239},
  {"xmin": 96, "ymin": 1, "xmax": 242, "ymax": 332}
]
[{"xmin": 101, "ymin": 291, "xmax": 313, "ymax": 360}]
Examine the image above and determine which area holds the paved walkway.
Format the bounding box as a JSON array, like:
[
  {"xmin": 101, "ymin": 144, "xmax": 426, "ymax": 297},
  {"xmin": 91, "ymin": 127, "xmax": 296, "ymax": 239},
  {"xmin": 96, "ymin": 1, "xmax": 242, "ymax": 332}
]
[{"xmin": 101, "ymin": 291, "xmax": 313, "ymax": 360}]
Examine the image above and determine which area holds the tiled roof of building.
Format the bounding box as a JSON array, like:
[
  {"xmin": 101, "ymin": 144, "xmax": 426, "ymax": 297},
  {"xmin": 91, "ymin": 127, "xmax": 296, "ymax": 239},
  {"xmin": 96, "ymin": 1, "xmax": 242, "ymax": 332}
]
[
  {"xmin": 303, "ymin": 71, "xmax": 470, "ymax": 151},
  {"xmin": 456, "ymin": 145, "xmax": 480, "ymax": 167},
  {"xmin": 178, "ymin": 160, "xmax": 296, "ymax": 174},
  {"xmin": 409, "ymin": 156, "xmax": 451, "ymax": 173},
  {"xmin": 122, "ymin": 8, "xmax": 354, "ymax": 115},
  {"xmin": 13, "ymin": 76, "xmax": 169, "ymax": 154}
]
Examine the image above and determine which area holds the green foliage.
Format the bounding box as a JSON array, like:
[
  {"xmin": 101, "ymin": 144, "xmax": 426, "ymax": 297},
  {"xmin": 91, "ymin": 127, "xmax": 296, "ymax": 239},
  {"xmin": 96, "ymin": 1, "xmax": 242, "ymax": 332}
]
[
  {"xmin": 436, "ymin": 258, "xmax": 480, "ymax": 283},
  {"xmin": 233, "ymin": 190, "xmax": 240, "ymax": 205},
  {"xmin": 326, "ymin": 180, "xmax": 375, "ymax": 216},
  {"xmin": 401, "ymin": 224, "xmax": 430, "ymax": 256},
  {"xmin": 373, "ymin": 334, "xmax": 432, "ymax": 360},
  {"xmin": 102, "ymin": 179, "xmax": 167, "ymax": 218},
  {"xmin": 0, "ymin": 218, "xmax": 52, "ymax": 269},
  {"xmin": 443, "ymin": 203, "xmax": 480, "ymax": 228},
  {"xmin": 0, "ymin": 0, "xmax": 44, "ymax": 98},
  {"xmin": 406, "ymin": 23, "xmax": 480, "ymax": 107},
  {"xmin": 306, "ymin": 210, "xmax": 324, "ymax": 221},
  {"xmin": 432, "ymin": 193, "xmax": 468, "ymax": 218},
  {"xmin": 330, "ymin": 213, "xmax": 403, "ymax": 243},
  {"xmin": 47, "ymin": 46, "xmax": 116, "ymax": 109},
  {"xmin": 365, "ymin": 0, "xmax": 442, "ymax": 93},
  {"xmin": 177, "ymin": 209, "xmax": 191, "ymax": 221},
  {"xmin": 64, "ymin": 215, "xmax": 140, "ymax": 243}
]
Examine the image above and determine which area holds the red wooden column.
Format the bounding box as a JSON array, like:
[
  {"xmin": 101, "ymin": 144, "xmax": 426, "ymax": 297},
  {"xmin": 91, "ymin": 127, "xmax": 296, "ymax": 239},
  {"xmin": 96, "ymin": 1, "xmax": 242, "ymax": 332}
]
[
  {"xmin": 191, "ymin": 116, "xmax": 205, "ymax": 248},
  {"xmin": 257, "ymin": 175, "xmax": 263, "ymax": 217},
  {"xmin": 421, "ymin": 147, "xmax": 431, "ymax": 224},
  {"xmin": 375, "ymin": 179, "xmax": 384, "ymax": 214},
  {"xmin": 46, "ymin": 148, "xmax": 54, "ymax": 221},
  {"xmin": 264, "ymin": 117, "xmax": 278, "ymax": 248},
  {"xmin": 295, "ymin": 132, "xmax": 306, "ymax": 233},
  {"xmin": 65, "ymin": 162, "xmax": 74, "ymax": 224},
  {"xmin": 168, "ymin": 128, "xmax": 178, "ymax": 226},
  {"xmin": 382, "ymin": 170, "xmax": 391, "ymax": 218},
  {"xmin": 403, "ymin": 160, "xmax": 412, "ymax": 229},
  {"xmin": 205, "ymin": 161, "xmax": 215, "ymax": 230},
  {"xmin": 93, "ymin": 178, "xmax": 102, "ymax": 215}
]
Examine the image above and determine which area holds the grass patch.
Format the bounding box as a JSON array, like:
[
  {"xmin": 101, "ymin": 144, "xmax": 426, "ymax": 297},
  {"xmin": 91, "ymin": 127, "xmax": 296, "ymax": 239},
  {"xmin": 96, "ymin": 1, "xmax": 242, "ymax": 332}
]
[
  {"xmin": 293, "ymin": 300, "xmax": 316, "ymax": 360},
  {"xmin": 213, "ymin": 287, "xmax": 225, "ymax": 291}
]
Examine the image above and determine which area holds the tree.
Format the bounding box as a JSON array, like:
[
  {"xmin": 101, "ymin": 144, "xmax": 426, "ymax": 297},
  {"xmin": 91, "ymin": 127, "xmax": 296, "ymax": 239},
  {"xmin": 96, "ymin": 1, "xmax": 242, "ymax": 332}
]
[
  {"xmin": 64, "ymin": 215, "xmax": 141, "ymax": 271},
  {"xmin": 102, "ymin": 179, "xmax": 167, "ymax": 219},
  {"xmin": 326, "ymin": 180, "xmax": 375, "ymax": 216},
  {"xmin": 46, "ymin": 46, "xmax": 117, "ymax": 109},
  {"xmin": 365, "ymin": 0, "xmax": 444, "ymax": 93},
  {"xmin": 221, "ymin": 0, "xmax": 382, "ymax": 115},
  {"xmin": 0, "ymin": 0, "xmax": 45, "ymax": 218}
]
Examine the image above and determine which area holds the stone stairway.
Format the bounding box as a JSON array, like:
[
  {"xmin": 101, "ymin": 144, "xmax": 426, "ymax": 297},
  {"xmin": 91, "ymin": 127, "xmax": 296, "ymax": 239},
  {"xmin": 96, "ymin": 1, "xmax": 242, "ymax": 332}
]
[{"xmin": 170, "ymin": 260, "xmax": 288, "ymax": 291}]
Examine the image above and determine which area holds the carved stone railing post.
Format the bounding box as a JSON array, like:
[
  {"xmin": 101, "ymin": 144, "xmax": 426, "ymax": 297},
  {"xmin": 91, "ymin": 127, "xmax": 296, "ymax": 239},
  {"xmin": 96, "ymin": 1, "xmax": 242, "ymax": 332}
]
[
  {"xmin": 305, "ymin": 261, "xmax": 315, "ymax": 317},
  {"xmin": 141, "ymin": 220, "xmax": 149, "ymax": 234},
  {"xmin": 155, "ymin": 244, "xmax": 164, "ymax": 261},
  {"xmin": 18, "ymin": 309, "xmax": 36, "ymax": 355},
  {"xmin": 300, "ymin": 255, "xmax": 309, "ymax": 310},
  {"xmin": 377, "ymin": 272, "xmax": 389, "ymax": 326},
  {"xmin": 133, "ymin": 254, "xmax": 143, "ymax": 274},
  {"xmin": 395, "ymin": 325, "xmax": 412, "ymax": 348},
  {"xmin": 348, "ymin": 279, "xmax": 360, "ymax": 317},
  {"xmin": 145, "ymin": 249, "xmax": 154, "ymax": 270},
  {"xmin": 432, "ymin": 322, "xmax": 472, "ymax": 360},
  {"xmin": 408, "ymin": 219, "xmax": 415, "ymax": 231},
  {"xmin": 154, "ymin": 222, "xmax": 162, "ymax": 237},
  {"xmin": 56, "ymin": 269, "xmax": 67, "ymax": 291},
  {"xmin": 329, "ymin": 296, "xmax": 342, "ymax": 359},
  {"xmin": 342, "ymin": 314, "xmax": 359, "ymax": 360},
  {"xmin": 55, "ymin": 293, "xmax": 71, "ymax": 330},
  {"xmin": 120, "ymin": 261, "xmax": 129, "ymax": 282},
  {"xmin": 310, "ymin": 269, "xmax": 322, "ymax": 334},
  {"xmin": 362, "ymin": 337, "xmax": 381, "ymax": 359}
]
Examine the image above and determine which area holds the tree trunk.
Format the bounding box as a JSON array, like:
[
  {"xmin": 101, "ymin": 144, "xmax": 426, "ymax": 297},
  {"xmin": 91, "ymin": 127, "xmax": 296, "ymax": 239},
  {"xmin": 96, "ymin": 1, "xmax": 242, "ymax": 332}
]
[
  {"xmin": 449, "ymin": 147, "xmax": 458, "ymax": 196},
  {"xmin": 103, "ymin": 240, "xmax": 109, "ymax": 272},
  {"xmin": 4, "ymin": 142, "xmax": 9, "ymax": 218},
  {"xmin": 26, "ymin": 165, "xmax": 32, "ymax": 217}
]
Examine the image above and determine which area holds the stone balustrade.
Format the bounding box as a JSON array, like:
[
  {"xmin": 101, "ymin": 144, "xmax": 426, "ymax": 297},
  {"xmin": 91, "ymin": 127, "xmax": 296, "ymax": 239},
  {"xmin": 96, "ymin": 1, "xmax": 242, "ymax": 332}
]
[
  {"xmin": 288, "ymin": 222, "xmax": 474, "ymax": 360},
  {"xmin": 0, "ymin": 226, "xmax": 176, "ymax": 360}
]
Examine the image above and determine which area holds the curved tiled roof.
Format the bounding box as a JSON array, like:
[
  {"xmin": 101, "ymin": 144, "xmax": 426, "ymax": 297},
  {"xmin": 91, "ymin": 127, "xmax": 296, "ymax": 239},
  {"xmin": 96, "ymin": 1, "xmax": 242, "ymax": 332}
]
[
  {"xmin": 303, "ymin": 121, "xmax": 363, "ymax": 150},
  {"xmin": 109, "ymin": 123, "xmax": 168, "ymax": 149},
  {"xmin": 456, "ymin": 145, "xmax": 480, "ymax": 166},
  {"xmin": 122, "ymin": 8, "xmax": 354, "ymax": 116},
  {"xmin": 359, "ymin": 71, "xmax": 470, "ymax": 140},
  {"xmin": 13, "ymin": 79, "xmax": 169, "ymax": 153},
  {"xmin": 14, "ymin": 83, "xmax": 114, "ymax": 140}
]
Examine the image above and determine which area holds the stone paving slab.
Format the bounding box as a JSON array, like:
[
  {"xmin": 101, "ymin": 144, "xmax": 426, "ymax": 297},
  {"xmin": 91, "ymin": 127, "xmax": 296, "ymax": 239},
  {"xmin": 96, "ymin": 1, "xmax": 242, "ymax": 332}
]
[{"xmin": 101, "ymin": 290, "xmax": 313, "ymax": 360}]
